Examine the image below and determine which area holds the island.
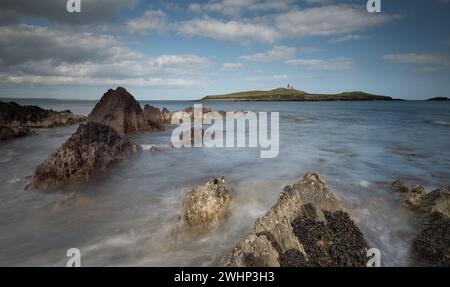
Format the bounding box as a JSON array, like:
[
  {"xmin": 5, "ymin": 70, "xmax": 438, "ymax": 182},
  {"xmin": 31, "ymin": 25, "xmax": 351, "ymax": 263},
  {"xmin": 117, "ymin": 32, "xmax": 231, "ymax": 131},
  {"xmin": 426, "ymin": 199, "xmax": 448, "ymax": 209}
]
[
  {"xmin": 201, "ymin": 88, "xmax": 393, "ymax": 102},
  {"xmin": 426, "ymin": 97, "xmax": 450, "ymax": 101}
]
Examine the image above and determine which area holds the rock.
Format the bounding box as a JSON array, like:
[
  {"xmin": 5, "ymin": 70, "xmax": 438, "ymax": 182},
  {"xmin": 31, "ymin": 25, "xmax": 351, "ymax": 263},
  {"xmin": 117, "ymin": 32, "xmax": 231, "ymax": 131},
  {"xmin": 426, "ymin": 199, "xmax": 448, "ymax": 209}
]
[
  {"xmin": 225, "ymin": 172, "xmax": 369, "ymax": 267},
  {"xmin": 171, "ymin": 177, "xmax": 233, "ymax": 237},
  {"xmin": 413, "ymin": 211, "xmax": 450, "ymax": 267},
  {"xmin": 0, "ymin": 124, "xmax": 31, "ymax": 140},
  {"xmin": 418, "ymin": 187, "xmax": 450, "ymax": 216},
  {"xmin": 392, "ymin": 180, "xmax": 426, "ymax": 209},
  {"xmin": 183, "ymin": 176, "xmax": 232, "ymax": 231},
  {"xmin": 392, "ymin": 180, "xmax": 448, "ymax": 213},
  {"xmin": 87, "ymin": 87, "xmax": 151, "ymax": 134},
  {"xmin": 143, "ymin": 105, "xmax": 165, "ymax": 131},
  {"xmin": 29, "ymin": 122, "xmax": 142, "ymax": 189},
  {"xmin": 162, "ymin": 108, "xmax": 173, "ymax": 124},
  {"xmin": 392, "ymin": 180, "xmax": 450, "ymax": 266},
  {"xmin": 0, "ymin": 101, "xmax": 86, "ymax": 140}
]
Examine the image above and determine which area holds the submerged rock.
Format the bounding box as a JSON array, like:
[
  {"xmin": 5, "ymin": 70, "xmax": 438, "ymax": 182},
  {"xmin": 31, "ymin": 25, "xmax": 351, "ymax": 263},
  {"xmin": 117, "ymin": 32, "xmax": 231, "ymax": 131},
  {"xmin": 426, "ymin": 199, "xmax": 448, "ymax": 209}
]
[
  {"xmin": 29, "ymin": 122, "xmax": 142, "ymax": 189},
  {"xmin": 87, "ymin": 87, "xmax": 151, "ymax": 134},
  {"xmin": 225, "ymin": 172, "xmax": 369, "ymax": 267},
  {"xmin": 295, "ymin": 117, "xmax": 305, "ymax": 123},
  {"xmin": 392, "ymin": 180, "xmax": 450, "ymax": 266}
]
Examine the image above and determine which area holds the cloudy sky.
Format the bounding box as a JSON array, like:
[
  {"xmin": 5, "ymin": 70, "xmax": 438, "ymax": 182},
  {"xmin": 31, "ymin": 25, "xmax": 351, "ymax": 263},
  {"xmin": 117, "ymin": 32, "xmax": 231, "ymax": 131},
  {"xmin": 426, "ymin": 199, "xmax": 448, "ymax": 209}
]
[{"xmin": 0, "ymin": 0, "xmax": 449, "ymax": 100}]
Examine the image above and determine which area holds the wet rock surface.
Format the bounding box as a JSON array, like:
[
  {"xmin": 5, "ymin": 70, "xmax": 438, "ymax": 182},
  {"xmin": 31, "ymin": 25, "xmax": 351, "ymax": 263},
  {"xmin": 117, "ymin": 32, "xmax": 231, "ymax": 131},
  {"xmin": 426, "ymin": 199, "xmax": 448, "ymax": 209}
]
[
  {"xmin": 87, "ymin": 87, "xmax": 151, "ymax": 134},
  {"xmin": 30, "ymin": 122, "xmax": 142, "ymax": 189},
  {"xmin": 225, "ymin": 172, "xmax": 369, "ymax": 267},
  {"xmin": 0, "ymin": 124, "xmax": 31, "ymax": 140},
  {"xmin": 392, "ymin": 180, "xmax": 450, "ymax": 266},
  {"xmin": 143, "ymin": 104, "xmax": 165, "ymax": 131},
  {"xmin": 170, "ymin": 177, "xmax": 233, "ymax": 238},
  {"xmin": 184, "ymin": 176, "xmax": 232, "ymax": 231},
  {"xmin": 0, "ymin": 101, "xmax": 86, "ymax": 140}
]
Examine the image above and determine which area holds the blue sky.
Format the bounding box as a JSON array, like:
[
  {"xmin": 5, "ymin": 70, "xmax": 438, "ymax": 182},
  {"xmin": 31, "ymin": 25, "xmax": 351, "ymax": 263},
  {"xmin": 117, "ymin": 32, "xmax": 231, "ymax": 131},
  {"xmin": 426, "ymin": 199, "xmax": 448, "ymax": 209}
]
[{"xmin": 0, "ymin": 0, "xmax": 449, "ymax": 100}]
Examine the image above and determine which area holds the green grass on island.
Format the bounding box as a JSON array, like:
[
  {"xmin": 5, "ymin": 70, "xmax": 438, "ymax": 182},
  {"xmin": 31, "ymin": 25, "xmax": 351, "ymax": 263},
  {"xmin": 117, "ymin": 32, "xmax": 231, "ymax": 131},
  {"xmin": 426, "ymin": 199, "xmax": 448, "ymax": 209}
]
[{"xmin": 201, "ymin": 88, "xmax": 392, "ymax": 102}]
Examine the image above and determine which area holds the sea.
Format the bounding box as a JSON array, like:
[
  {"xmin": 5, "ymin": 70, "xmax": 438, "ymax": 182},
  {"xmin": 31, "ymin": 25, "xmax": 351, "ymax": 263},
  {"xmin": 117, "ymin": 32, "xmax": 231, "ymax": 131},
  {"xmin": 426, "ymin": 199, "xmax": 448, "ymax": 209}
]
[{"xmin": 0, "ymin": 99, "xmax": 449, "ymax": 266}]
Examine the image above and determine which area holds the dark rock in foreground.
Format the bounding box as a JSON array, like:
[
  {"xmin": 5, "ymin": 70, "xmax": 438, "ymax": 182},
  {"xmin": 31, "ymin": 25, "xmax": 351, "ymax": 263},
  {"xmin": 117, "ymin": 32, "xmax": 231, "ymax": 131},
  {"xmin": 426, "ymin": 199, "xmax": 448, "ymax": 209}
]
[
  {"xmin": 88, "ymin": 87, "xmax": 153, "ymax": 134},
  {"xmin": 413, "ymin": 211, "xmax": 450, "ymax": 267},
  {"xmin": 0, "ymin": 101, "xmax": 86, "ymax": 140},
  {"xmin": 392, "ymin": 181, "xmax": 450, "ymax": 266},
  {"xmin": 29, "ymin": 122, "xmax": 142, "ymax": 189},
  {"xmin": 225, "ymin": 173, "xmax": 369, "ymax": 267}
]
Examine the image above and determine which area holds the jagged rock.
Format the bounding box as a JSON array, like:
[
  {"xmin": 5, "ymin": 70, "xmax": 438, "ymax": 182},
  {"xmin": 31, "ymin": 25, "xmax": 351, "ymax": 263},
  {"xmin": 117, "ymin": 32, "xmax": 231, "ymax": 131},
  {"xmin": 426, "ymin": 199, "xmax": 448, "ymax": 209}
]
[
  {"xmin": 225, "ymin": 172, "xmax": 369, "ymax": 267},
  {"xmin": 87, "ymin": 87, "xmax": 151, "ymax": 134},
  {"xmin": 162, "ymin": 108, "xmax": 173, "ymax": 124},
  {"xmin": 184, "ymin": 176, "xmax": 232, "ymax": 231},
  {"xmin": 171, "ymin": 177, "xmax": 233, "ymax": 236},
  {"xmin": 143, "ymin": 105, "xmax": 165, "ymax": 131},
  {"xmin": 392, "ymin": 180, "xmax": 426, "ymax": 209},
  {"xmin": 413, "ymin": 211, "xmax": 450, "ymax": 267},
  {"xmin": 29, "ymin": 122, "xmax": 142, "ymax": 189},
  {"xmin": 392, "ymin": 180, "xmax": 450, "ymax": 266},
  {"xmin": 0, "ymin": 101, "xmax": 86, "ymax": 141},
  {"xmin": 0, "ymin": 124, "xmax": 31, "ymax": 140}
]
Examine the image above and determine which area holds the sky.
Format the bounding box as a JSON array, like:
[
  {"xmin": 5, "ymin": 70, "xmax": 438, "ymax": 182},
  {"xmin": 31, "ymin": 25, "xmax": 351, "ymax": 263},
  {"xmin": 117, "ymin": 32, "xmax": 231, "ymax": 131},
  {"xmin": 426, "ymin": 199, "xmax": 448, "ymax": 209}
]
[{"xmin": 0, "ymin": 0, "xmax": 449, "ymax": 100}]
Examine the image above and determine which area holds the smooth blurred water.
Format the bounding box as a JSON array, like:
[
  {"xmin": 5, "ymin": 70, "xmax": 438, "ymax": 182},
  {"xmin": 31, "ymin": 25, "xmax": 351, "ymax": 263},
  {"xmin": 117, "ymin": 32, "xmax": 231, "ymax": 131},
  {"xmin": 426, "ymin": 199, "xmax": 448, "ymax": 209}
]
[{"xmin": 0, "ymin": 99, "xmax": 449, "ymax": 266}]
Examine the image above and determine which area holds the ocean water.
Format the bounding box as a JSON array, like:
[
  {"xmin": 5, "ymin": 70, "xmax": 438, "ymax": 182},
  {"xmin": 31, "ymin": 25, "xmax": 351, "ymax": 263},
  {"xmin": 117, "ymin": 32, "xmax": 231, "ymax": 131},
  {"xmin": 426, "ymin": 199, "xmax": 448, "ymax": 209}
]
[{"xmin": 0, "ymin": 99, "xmax": 449, "ymax": 266}]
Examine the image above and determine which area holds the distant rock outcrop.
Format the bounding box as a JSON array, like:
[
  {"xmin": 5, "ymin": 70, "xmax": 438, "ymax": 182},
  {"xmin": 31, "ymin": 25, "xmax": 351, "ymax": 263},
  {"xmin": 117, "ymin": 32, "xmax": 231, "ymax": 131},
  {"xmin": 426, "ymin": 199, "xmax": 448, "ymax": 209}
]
[
  {"xmin": 143, "ymin": 104, "xmax": 165, "ymax": 131},
  {"xmin": 392, "ymin": 180, "xmax": 450, "ymax": 266},
  {"xmin": 0, "ymin": 101, "xmax": 86, "ymax": 140},
  {"xmin": 87, "ymin": 87, "xmax": 152, "ymax": 134},
  {"xmin": 426, "ymin": 97, "xmax": 449, "ymax": 101},
  {"xmin": 29, "ymin": 122, "xmax": 142, "ymax": 189},
  {"xmin": 162, "ymin": 108, "xmax": 173, "ymax": 125},
  {"xmin": 225, "ymin": 173, "xmax": 369, "ymax": 267}
]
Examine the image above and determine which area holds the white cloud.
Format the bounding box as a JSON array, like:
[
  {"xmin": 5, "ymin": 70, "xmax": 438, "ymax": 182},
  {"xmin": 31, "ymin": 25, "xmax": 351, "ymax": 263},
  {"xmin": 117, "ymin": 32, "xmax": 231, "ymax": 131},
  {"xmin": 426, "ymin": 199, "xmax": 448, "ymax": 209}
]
[
  {"xmin": 178, "ymin": 5, "xmax": 398, "ymax": 43},
  {"xmin": 276, "ymin": 5, "xmax": 399, "ymax": 38},
  {"xmin": 286, "ymin": 57, "xmax": 354, "ymax": 71},
  {"xmin": 328, "ymin": 34, "xmax": 369, "ymax": 44},
  {"xmin": 0, "ymin": 24, "xmax": 210, "ymax": 87},
  {"xmin": 188, "ymin": 0, "xmax": 294, "ymax": 16},
  {"xmin": 382, "ymin": 53, "xmax": 450, "ymax": 66},
  {"xmin": 176, "ymin": 17, "xmax": 280, "ymax": 43},
  {"xmin": 222, "ymin": 62, "xmax": 244, "ymax": 71},
  {"xmin": 125, "ymin": 10, "xmax": 168, "ymax": 34},
  {"xmin": 240, "ymin": 46, "xmax": 296, "ymax": 62},
  {"xmin": 0, "ymin": 24, "xmax": 141, "ymax": 66}
]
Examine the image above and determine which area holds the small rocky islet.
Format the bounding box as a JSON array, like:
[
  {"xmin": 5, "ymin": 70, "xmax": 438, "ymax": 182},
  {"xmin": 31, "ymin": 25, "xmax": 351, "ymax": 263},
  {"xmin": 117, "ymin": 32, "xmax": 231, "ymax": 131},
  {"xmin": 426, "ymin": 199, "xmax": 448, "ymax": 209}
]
[{"xmin": 3, "ymin": 86, "xmax": 447, "ymax": 267}]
